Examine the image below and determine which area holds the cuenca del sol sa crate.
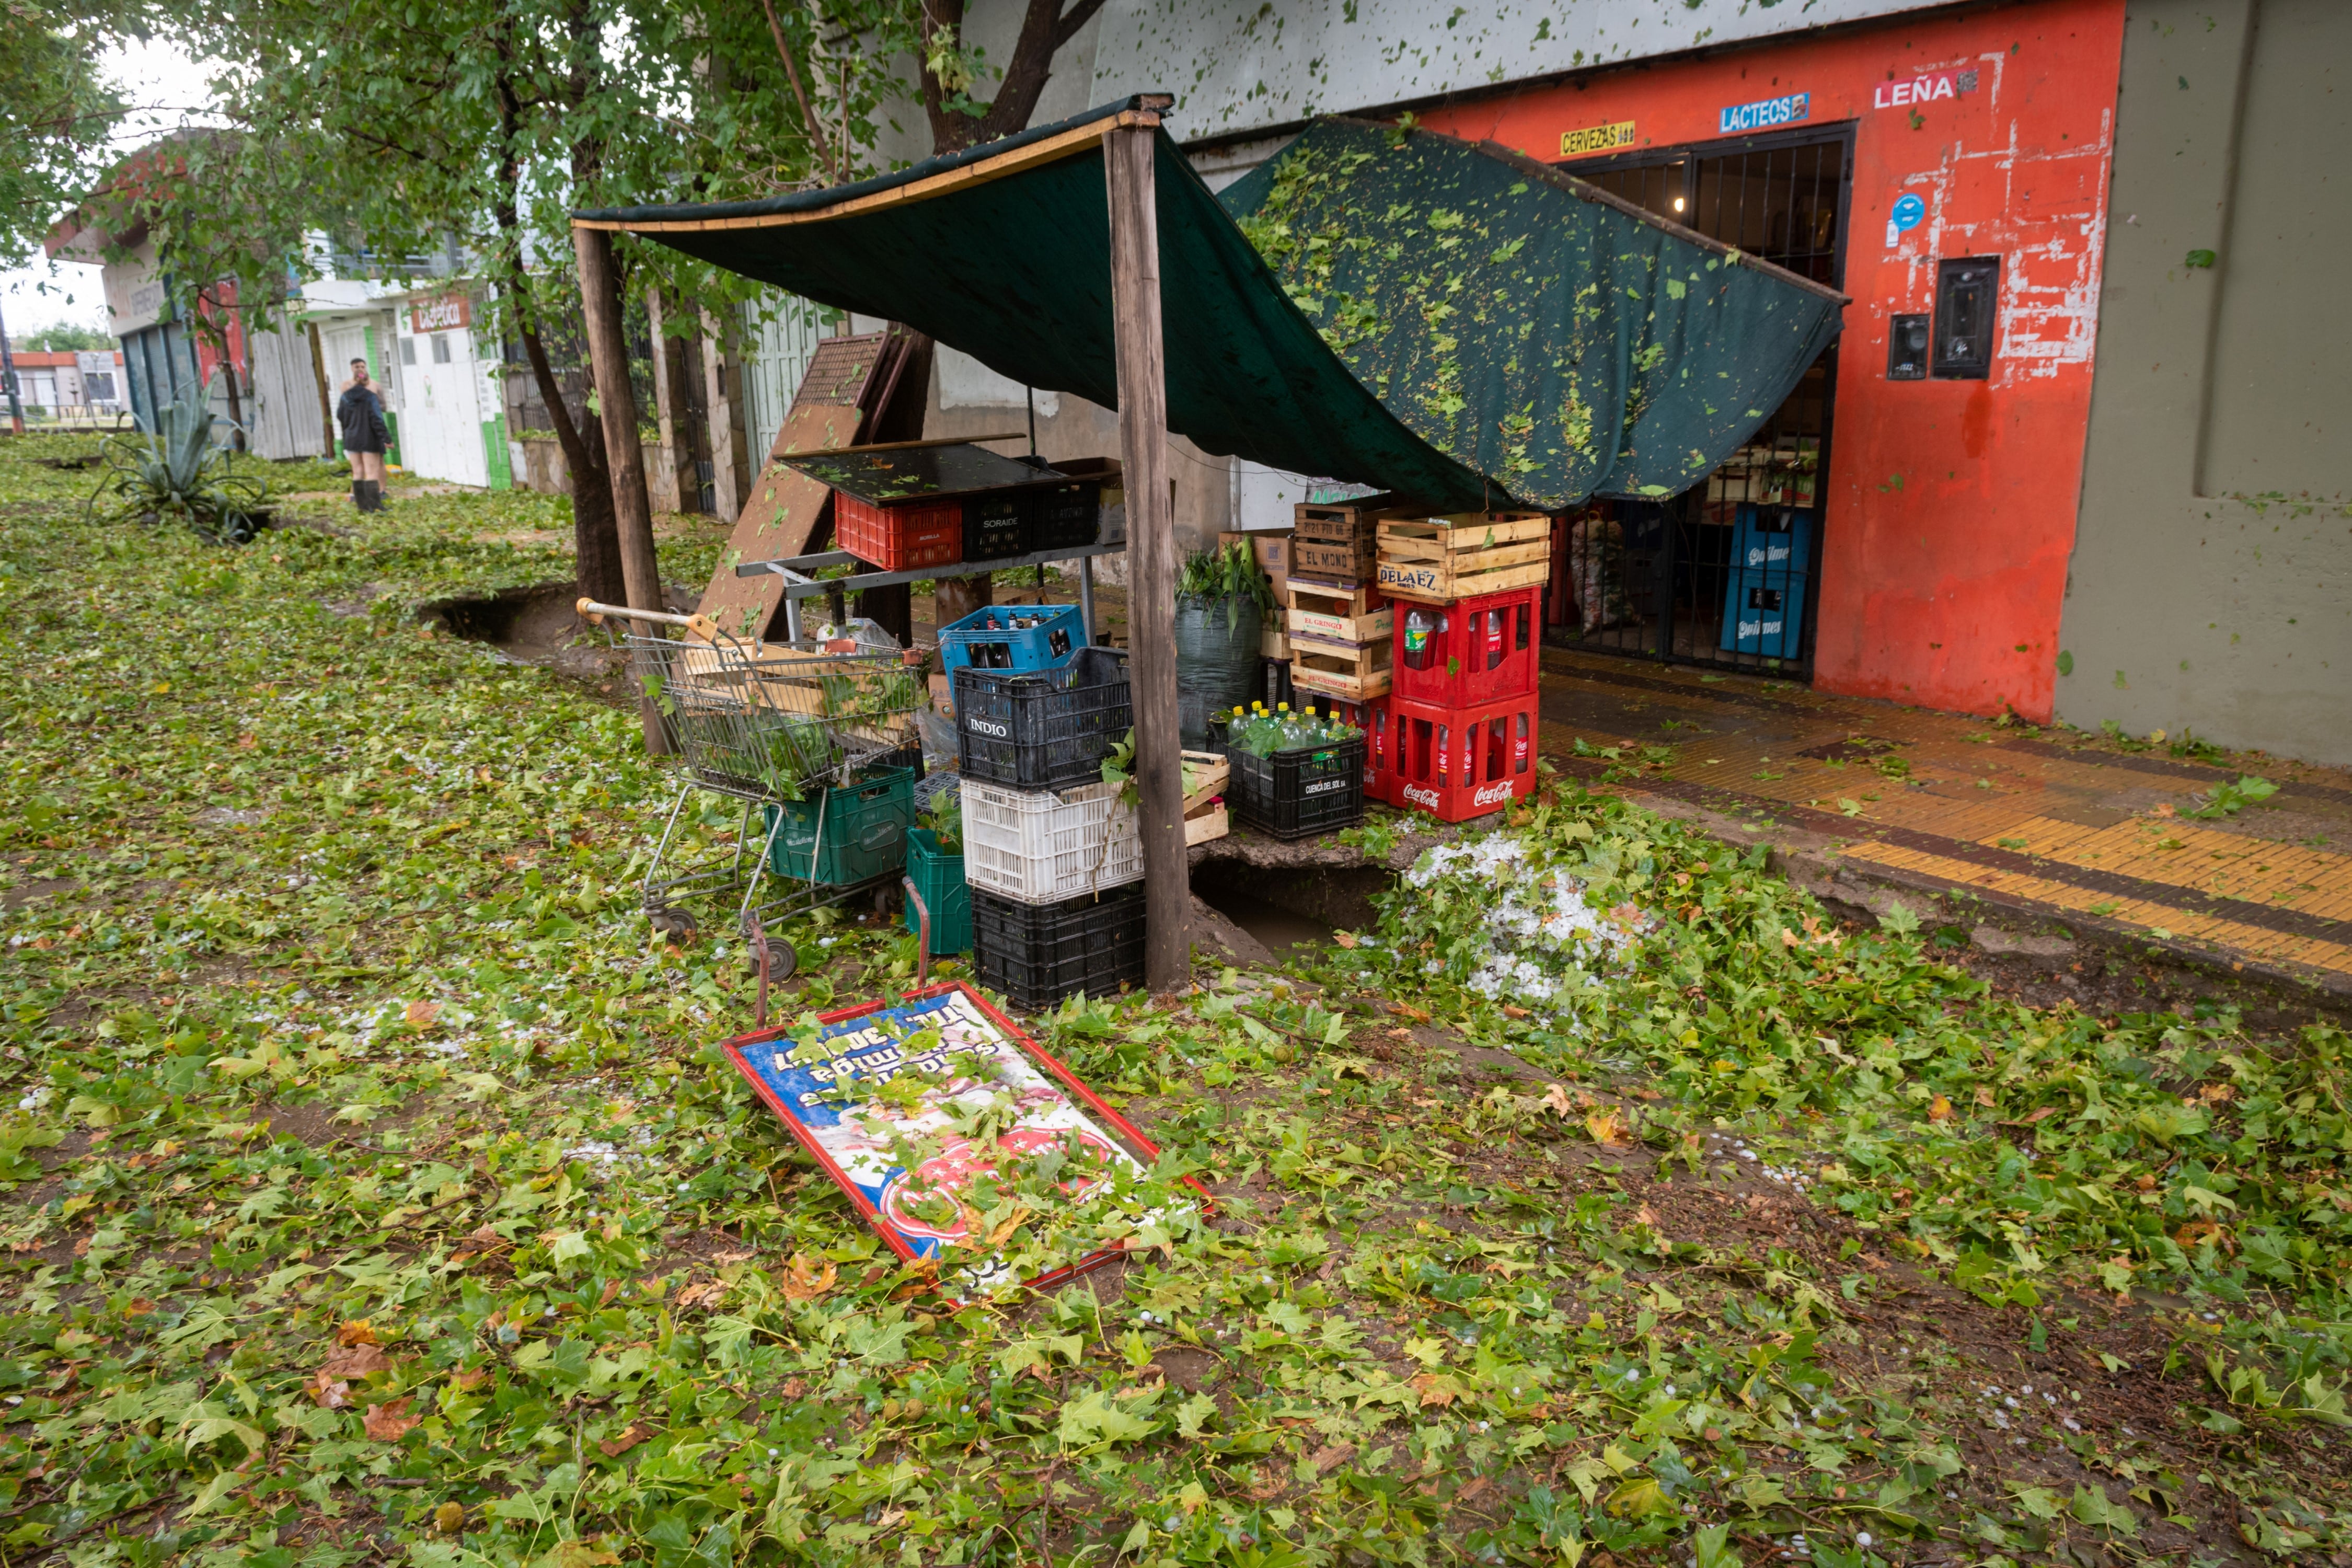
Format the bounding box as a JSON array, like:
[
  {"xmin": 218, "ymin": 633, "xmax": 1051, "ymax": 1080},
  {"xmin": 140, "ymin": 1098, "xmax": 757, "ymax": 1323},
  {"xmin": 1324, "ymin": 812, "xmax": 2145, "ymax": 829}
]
[
  {"xmin": 1391, "ymin": 585, "xmax": 1539, "ymax": 708},
  {"xmin": 1375, "ymin": 511, "xmax": 1552, "ymax": 604},
  {"xmin": 1228, "ymin": 734, "xmax": 1368, "ymax": 842},
  {"xmin": 1384, "ymin": 693, "xmax": 1538, "ymax": 823},
  {"xmin": 937, "ymin": 601, "xmax": 1086, "ymax": 676}
]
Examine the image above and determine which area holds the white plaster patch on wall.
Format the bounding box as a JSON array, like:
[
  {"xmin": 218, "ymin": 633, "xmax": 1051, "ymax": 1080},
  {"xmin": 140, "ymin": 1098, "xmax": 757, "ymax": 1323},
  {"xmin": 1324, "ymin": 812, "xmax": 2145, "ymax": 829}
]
[{"xmin": 1089, "ymin": 0, "xmax": 1928, "ymax": 142}]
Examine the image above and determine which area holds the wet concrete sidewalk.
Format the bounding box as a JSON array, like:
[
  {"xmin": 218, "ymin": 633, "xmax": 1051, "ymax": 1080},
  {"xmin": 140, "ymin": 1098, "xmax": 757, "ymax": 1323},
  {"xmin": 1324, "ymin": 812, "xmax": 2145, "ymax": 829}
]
[{"xmin": 1537, "ymin": 647, "xmax": 2352, "ymax": 1008}]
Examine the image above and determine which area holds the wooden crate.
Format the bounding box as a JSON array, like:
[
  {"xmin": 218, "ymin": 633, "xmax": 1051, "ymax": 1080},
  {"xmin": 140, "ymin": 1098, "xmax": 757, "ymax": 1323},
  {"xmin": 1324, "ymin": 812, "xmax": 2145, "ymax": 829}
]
[
  {"xmin": 1290, "ymin": 633, "xmax": 1393, "ymax": 701},
  {"xmin": 1260, "ymin": 625, "xmax": 1291, "ymax": 660},
  {"xmin": 1286, "ymin": 580, "xmax": 1392, "ymax": 645},
  {"xmin": 1181, "ymin": 750, "xmax": 1230, "ymax": 816},
  {"xmin": 1291, "ymin": 535, "xmax": 1377, "ymax": 585},
  {"xmin": 1184, "ymin": 803, "xmax": 1230, "ymax": 846},
  {"xmin": 1294, "ymin": 494, "xmax": 1399, "ymax": 545},
  {"xmin": 1376, "ymin": 511, "xmax": 1552, "ymax": 603}
]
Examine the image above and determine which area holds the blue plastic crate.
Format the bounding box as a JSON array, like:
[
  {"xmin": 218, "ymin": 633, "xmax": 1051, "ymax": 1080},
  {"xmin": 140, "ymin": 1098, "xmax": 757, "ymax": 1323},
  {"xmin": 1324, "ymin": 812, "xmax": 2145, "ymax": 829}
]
[
  {"xmin": 937, "ymin": 601, "xmax": 1087, "ymax": 676},
  {"xmin": 1719, "ymin": 568, "xmax": 1807, "ymax": 659},
  {"xmin": 1731, "ymin": 504, "xmax": 1815, "ymax": 573}
]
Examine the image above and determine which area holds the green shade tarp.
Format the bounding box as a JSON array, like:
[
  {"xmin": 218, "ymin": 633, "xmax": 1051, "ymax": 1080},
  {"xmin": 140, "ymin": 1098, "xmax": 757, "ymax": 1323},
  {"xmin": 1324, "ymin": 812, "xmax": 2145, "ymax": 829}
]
[{"xmin": 577, "ymin": 98, "xmax": 1842, "ymax": 512}]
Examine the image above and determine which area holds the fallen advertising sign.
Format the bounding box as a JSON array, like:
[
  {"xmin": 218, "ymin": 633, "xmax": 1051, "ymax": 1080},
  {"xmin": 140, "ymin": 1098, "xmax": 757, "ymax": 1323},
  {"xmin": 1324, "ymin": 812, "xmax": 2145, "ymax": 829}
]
[{"xmin": 724, "ymin": 982, "xmax": 1198, "ymax": 1295}]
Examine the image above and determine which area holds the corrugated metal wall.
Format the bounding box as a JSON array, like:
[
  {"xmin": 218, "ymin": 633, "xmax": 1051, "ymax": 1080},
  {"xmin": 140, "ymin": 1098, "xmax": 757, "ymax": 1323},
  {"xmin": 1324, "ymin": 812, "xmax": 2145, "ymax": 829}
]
[{"xmin": 736, "ymin": 289, "xmax": 831, "ymax": 462}]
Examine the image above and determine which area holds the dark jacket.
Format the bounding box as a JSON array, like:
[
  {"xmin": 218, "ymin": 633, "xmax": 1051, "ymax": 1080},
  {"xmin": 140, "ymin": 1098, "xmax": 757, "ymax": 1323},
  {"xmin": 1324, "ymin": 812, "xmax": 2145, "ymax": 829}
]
[{"xmin": 335, "ymin": 383, "xmax": 389, "ymax": 453}]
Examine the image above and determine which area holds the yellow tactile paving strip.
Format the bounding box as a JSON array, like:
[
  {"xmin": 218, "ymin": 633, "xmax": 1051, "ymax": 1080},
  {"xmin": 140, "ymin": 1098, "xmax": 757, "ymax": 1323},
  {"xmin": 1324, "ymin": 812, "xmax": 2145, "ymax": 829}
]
[{"xmin": 1536, "ymin": 649, "xmax": 2352, "ymax": 983}]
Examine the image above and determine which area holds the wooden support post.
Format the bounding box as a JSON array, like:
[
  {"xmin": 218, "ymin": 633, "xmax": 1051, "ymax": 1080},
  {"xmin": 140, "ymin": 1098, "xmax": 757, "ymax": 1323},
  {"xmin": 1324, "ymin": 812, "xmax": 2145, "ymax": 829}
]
[
  {"xmin": 1104, "ymin": 119, "xmax": 1189, "ymax": 995},
  {"xmin": 572, "ymin": 224, "xmax": 671, "ymax": 753}
]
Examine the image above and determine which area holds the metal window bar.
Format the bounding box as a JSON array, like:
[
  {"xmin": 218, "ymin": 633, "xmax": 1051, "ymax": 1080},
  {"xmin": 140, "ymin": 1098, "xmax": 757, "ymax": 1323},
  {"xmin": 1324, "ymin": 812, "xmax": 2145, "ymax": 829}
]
[
  {"xmin": 1554, "ymin": 126, "xmax": 1852, "ymax": 679},
  {"xmin": 583, "ymin": 602, "xmax": 928, "ymax": 937}
]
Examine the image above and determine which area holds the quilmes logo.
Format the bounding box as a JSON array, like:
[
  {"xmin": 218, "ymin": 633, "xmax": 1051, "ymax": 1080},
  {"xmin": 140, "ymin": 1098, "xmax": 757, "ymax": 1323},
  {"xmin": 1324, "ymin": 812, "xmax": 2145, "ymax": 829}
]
[
  {"xmin": 965, "ymin": 717, "xmax": 1010, "ymax": 738},
  {"xmin": 1402, "ymin": 783, "xmax": 1442, "ymax": 810},
  {"xmin": 1473, "ymin": 780, "xmax": 1515, "ymax": 807}
]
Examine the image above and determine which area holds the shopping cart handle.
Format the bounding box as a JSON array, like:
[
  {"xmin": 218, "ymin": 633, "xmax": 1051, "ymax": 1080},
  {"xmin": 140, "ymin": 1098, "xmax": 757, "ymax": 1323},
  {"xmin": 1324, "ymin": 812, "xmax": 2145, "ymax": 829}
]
[{"xmin": 575, "ymin": 597, "xmax": 722, "ymax": 641}]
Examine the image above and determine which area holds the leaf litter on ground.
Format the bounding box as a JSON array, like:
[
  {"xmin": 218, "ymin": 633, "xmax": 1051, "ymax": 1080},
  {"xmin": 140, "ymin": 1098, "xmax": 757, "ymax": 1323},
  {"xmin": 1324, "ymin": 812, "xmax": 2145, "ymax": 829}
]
[{"xmin": 0, "ymin": 437, "xmax": 2348, "ymax": 1567}]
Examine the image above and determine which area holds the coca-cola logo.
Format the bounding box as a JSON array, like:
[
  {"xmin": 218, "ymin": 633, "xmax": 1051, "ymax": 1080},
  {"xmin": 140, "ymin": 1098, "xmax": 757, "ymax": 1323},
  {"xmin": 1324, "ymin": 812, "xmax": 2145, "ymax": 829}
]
[
  {"xmin": 1402, "ymin": 783, "xmax": 1440, "ymax": 809},
  {"xmin": 1473, "ymin": 780, "xmax": 1513, "ymax": 806},
  {"xmin": 966, "ymin": 718, "xmax": 1009, "ymax": 737}
]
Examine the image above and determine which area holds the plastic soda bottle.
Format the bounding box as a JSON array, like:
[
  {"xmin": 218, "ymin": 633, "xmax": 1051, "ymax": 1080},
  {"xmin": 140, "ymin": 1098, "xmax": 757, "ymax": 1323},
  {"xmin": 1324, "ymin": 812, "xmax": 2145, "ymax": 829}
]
[{"xmin": 1401, "ymin": 607, "xmax": 1439, "ymax": 671}]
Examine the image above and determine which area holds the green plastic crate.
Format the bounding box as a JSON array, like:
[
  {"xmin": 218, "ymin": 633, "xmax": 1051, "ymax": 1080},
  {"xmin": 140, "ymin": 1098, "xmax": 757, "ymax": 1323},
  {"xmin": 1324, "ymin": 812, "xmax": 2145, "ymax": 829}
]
[
  {"xmin": 762, "ymin": 767, "xmax": 914, "ymax": 886},
  {"xmin": 902, "ymin": 828, "xmax": 973, "ymax": 955}
]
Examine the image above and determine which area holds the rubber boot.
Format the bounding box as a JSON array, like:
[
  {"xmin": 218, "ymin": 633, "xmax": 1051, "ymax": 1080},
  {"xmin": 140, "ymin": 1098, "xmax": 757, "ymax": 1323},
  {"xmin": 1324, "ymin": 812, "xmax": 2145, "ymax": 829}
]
[
  {"xmin": 350, "ymin": 479, "xmax": 365, "ymax": 511},
  {"xmin": 360, "ymin": 480, "xmax": 382, "ymax": 513}
]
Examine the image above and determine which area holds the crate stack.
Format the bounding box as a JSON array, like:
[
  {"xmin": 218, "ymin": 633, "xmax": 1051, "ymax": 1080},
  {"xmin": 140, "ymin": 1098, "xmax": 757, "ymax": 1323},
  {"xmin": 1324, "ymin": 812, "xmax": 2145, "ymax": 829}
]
[
  {"xmin": 1285, "ymin": 497, "xmax": 1393, "ymax": 707},
  {"xmin": 1717, "ymin": 503, "xmax": 1813, "ymax": 659},
  {"xmin": 951, "ymin": 646, "xmax": 1147, "ymax": 1010},
  {"xmin": 1374, "ymin": 509, "xmax": 1551, "ymax": 821}
]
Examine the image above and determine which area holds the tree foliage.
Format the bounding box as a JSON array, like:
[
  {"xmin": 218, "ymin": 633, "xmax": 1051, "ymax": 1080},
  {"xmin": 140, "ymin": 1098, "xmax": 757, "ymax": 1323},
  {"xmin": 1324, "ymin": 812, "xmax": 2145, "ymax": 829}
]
[{"xmin": 0, "ymin": 3, "xmax": 136, "ymax": 267}]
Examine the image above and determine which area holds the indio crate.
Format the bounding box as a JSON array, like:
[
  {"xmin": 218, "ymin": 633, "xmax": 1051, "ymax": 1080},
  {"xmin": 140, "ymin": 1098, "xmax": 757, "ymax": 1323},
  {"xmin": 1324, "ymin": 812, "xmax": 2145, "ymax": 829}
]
[{"xmin": 953, "ymin": 647, "xmax": 1132, "ymax": 790}]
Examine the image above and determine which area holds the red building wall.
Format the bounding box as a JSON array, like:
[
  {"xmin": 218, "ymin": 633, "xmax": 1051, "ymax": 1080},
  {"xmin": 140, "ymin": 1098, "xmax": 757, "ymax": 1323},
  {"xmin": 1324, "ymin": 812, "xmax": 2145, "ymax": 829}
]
[{"xmin": 1422, "ymin": 0, "xmax": 2126, "ymax": 721}]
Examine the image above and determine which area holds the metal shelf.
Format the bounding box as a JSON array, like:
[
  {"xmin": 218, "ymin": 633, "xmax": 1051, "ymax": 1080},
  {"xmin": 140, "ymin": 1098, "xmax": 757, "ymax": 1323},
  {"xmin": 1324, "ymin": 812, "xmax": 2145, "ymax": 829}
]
[{"xmin": 734, "ymin": 540, "xmax": 1125, "ymax": 642}]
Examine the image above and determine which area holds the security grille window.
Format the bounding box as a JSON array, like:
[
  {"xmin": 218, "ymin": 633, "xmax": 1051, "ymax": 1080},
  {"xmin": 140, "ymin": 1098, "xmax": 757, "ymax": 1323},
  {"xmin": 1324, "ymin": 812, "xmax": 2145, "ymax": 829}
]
[
  {"xmin": 1931, "ymin": 257, "xmax": 1998, "ymax": 378},
  {"xmin": 1558, "ymin": 125, "xmax": 1852, "ymax": 677}
]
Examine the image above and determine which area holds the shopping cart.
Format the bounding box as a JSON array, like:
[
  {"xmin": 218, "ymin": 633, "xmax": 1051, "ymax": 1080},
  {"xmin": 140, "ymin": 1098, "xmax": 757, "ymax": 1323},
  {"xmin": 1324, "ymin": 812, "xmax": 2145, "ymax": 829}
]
[{"xmin": 578, "ymin": 599, "xmax": 929, "ymax": 961}]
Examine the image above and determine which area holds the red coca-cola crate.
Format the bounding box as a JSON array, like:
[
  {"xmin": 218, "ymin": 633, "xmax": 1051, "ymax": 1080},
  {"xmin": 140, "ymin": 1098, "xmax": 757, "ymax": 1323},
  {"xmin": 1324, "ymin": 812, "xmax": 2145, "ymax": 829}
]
[
  {"xmin": 1382, "ymin": 693, "xmax": 1537, "ymax": 822},
  {"xmin": 1391, "ymin": 586, "xmax": 1540, "ymax": 708},
  {"xmin": 834, "ymin": 493, "xmax": 964, "ymax": 571}
]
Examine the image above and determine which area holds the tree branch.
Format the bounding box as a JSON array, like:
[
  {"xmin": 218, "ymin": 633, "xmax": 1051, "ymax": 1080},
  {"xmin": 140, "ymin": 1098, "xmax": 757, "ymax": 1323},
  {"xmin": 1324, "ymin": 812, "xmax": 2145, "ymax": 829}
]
[{"xmin": 757, "ymin": 0, "xmax": 839, "ymax": 183}]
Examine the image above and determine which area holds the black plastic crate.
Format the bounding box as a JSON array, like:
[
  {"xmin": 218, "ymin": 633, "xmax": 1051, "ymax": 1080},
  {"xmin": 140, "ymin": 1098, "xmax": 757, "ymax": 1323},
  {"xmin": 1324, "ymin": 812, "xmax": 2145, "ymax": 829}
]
[
  {"xmin": 954, "ymin": 646, "xmax": 1132, "ymax": 789},
  {"xmin": 972, "ymin": 882, "xmax": 1146, "ymax": 1011},
  {"xmin": 1030, "ymin": 479, "xmax": 1102, "ymax": 550},
  {"xmin": 1229, "ymin": 734, "xmax": 1368, "ymax": 841},
  {"xmin": 963, "ymin": 491, "xmax": 1033, "ymax": 562},
  {"xmin": 1261, "ymin": 657, "xmax": 1293, "ymax": 710}
]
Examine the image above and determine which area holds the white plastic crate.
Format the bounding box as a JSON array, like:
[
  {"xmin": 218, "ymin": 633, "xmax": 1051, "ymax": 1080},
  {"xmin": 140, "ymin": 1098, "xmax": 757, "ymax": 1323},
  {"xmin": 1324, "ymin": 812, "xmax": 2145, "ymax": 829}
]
[{"xmin": 960, "ymin": 777, "xmax": 1143, "ymax": 904}]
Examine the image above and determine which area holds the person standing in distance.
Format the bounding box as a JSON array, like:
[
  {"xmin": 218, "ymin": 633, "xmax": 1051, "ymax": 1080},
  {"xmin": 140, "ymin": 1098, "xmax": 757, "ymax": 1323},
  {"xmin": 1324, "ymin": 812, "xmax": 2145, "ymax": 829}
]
[{"xmin": 336, "ymin": 359, "xmax": 391, "ymax": 512}]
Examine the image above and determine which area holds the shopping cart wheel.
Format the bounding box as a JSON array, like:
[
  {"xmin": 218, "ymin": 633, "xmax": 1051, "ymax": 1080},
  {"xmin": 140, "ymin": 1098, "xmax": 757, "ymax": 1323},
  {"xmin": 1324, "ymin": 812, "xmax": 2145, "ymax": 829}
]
[
  {"xmin": 753, "ymin": 938, "xmax": 798, "ymax": 983},
  {"xmin": 647, "ymin": 906, "xmax": 697, "ymax": 944}
]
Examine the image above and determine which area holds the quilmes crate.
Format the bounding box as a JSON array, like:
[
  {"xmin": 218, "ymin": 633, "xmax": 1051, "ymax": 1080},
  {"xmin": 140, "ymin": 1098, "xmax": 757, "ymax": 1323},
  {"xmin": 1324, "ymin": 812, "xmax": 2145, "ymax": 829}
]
[
  {"xmin": 959, "ymin": 777, "xmax": 1143, "ymax": 905},
  {"xmin": 1376, "ymin": 511, "xmax": 1552, "ymax": 603},
  {"xmin": 972, "ymin": 882, "xmax": 1146, "ymax": 1012},
  {"xmin": 953, "ymin": 647, "xmax": 1132, "ymax": 790},
  {"xmin": 1229, "ymin": 733, "xmax": 1369, "ymax": 841},
  {"xmin": 937, "ymin": 601, "xmax": 1086, "ymax": 676},
  {"xmin": 762, "ymin": 766, "xmax": 916, "ymax": 885},
  {"xmin": 1731, "ymin": 503, "xmax": 1815, "ymax": 573},
  {"xmin": 1719, "ymin": 570, "xmax": 1806, "ymax": 659},
  {"xmin": 1383, "ymin": 694, "xmax": 1537, "ymax": 823},
  {"xmin": 1391, "ymin": 585, "xmax": 1539, "ymax": 708},
  {"xmin": 902, "ymin": 827, "xmax": 972, "ymax": 955}
]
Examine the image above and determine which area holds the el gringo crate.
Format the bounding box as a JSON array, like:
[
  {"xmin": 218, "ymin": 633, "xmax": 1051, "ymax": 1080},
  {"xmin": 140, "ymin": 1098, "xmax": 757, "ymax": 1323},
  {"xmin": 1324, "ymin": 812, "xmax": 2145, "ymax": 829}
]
[
  {"xmin": 1383, "ymin": 694, "xmax": 1537, "ymax": 823},
  {"xmin": 937, "ymin": 601, "xmax": 1086, "ymax": 676},
  {"xmin": 1391, "ymin": 586, "xmax": 1539, "ymax": 708},
  {"xmin": 762, "ymin": 766, "xmax": 916, "ymax": 885},
  {"xmin": 1229, "ymin": 734, "xmax": 1368, "ymax": 841},
  {"xmin": 1285, "ymin": 581, "xmax": 1391, "ymax": 645},
  {"xmin": 959, "ymin": 777, "xmax": 1143, "ymax": 905},
  {"xmin": 834, "ymin": 494, "xmax": 963, "ymax": 572},
  {"xmin": 972, "ymin": 883, "xmax": 1146, "ymax": 1012},
  {"xmin": 953, "ymin": 648, "xmax": 1132, "ymax": 790},
  {"xmin": 1288, "ymin": 634, "xmax": 1391, "ymax": 701},
  {"xmin": 902, "ymin": 827, "xmax": 973, "ymax": 955},
  {"xmin": 1376, "ymin": 511, "xmax": 1552, "ymax": 603}
]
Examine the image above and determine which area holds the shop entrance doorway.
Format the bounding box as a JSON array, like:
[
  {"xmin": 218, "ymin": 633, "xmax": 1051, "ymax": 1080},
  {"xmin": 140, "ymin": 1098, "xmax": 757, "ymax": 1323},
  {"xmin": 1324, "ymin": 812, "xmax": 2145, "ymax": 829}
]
[{"xmin": 1549, "ymin": 125, "xmax": 1852, "ymax": 678}]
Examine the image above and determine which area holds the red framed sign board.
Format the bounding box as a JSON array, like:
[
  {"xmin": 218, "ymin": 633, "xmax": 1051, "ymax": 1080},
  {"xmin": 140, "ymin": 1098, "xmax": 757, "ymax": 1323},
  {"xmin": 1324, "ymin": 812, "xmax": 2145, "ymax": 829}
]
[{"xmin": 721, "ymin": 982, "xmax": 1200, "ymax": 1295}]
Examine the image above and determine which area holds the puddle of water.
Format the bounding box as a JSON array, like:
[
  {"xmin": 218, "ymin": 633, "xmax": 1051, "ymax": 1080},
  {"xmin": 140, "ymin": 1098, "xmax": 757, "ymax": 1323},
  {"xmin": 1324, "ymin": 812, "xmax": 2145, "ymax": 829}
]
[{"xmin": 1195, "ymin": 883, "xmax": 1335, "ymax": 958}]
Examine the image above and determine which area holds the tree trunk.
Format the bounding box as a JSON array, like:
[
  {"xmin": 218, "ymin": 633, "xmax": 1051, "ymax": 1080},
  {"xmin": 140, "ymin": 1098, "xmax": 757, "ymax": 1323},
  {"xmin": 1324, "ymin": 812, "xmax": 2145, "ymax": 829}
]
[
  {"xmin": 574, "ymin": 223, "xmax": 667, "ymax": 753},
  {"xmin": 514, "ymin": 321, "xmax": 624, "ymax": 605}
]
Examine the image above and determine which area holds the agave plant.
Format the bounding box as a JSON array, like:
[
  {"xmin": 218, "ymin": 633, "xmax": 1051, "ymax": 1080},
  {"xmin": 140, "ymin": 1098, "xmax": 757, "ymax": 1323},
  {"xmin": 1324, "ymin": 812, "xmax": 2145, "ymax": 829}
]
[{"xmin": 86, "ymin": 382, "xmax": 267, "ymax": 544}]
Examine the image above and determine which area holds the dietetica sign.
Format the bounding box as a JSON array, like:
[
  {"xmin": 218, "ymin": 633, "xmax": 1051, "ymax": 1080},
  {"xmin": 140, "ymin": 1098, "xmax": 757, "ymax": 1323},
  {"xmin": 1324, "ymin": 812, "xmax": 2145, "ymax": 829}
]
[{"xmin": 1719, "ymin": 91, "xmax": 1809, "ymax": 134}]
